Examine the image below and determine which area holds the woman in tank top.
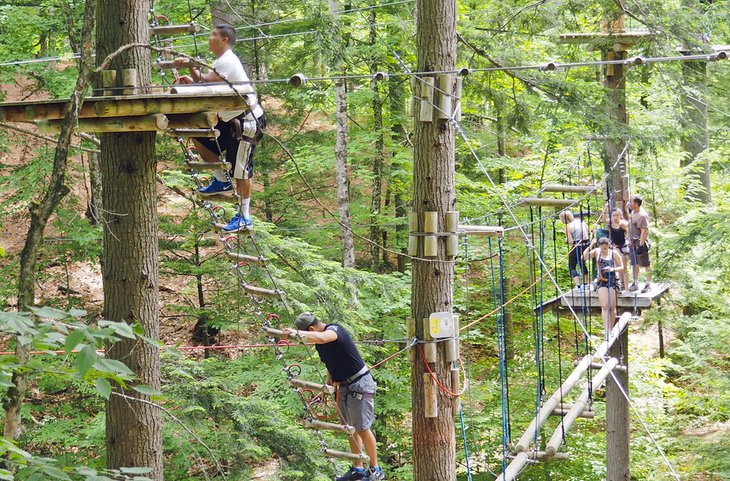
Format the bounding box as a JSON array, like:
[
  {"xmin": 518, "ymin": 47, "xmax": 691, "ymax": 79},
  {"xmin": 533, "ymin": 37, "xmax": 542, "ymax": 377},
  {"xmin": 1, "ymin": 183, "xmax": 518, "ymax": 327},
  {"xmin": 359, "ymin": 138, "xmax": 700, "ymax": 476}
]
[
  {"xmin": 607, "ymin": 208, "xmax": 630, "ymax": 292},
  {"xmin": 559, "ymin": 210, "xmax": 591, "ymax": 287},
  {"xmin": 583, "ymin": 237, "xmax": 623, "ymax": 334}
]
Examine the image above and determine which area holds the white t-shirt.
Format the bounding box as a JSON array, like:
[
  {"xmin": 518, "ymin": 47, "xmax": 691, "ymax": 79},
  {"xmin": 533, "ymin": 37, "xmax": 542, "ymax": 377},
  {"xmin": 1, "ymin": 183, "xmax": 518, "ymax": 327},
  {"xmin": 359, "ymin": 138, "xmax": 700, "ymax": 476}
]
[{"xmin": 213, "ymin": 49, "xmax": 263, "ymax": 122}]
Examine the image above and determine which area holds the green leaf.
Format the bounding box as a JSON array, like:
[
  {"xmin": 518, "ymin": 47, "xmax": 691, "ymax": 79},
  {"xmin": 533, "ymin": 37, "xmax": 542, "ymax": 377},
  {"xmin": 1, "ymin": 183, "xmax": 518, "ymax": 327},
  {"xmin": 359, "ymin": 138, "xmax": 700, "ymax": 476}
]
[
  {"xmin": 98, "ymin": 320, "xmax": 136, "ymax": 339},
  {"xmin": 132, "ymin": 385, "xmax": 160, "ymax": 397},
  {"xmin": 95, "ymin": 358, "xmax": 135, "ymax": 378},
  {"xmin": 119, "ymin": 467, "xmax": 152, "ymax": 474},
  {"xmin": 65, "ymin": 328, "xmax": 87, "ymax": 354},
  {"xmin": 76, "ymin": 345, "xmax": 98, "ymax": 378},
  {"xmin": 68, "ymin": 308, "xmax": 87, "ymax": 317},
  {"xmin": 43, "ymin": 465, "xmax": 72, "ymax": 480},
  {"xmin": 30, "ymin": 306, "xmax": 69, "ymax": 320},
  {"xmin": 95, "ymin": 378, "xmax": 112, "ymax": 400}
]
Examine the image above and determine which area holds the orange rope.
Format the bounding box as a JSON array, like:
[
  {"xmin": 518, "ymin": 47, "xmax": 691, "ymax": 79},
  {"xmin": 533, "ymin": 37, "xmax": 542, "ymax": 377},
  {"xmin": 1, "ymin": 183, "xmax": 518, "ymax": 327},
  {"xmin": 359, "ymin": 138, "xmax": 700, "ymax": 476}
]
[{"xmin": 417, "ymin": 344, "xmax": 467, "ymax": 397}]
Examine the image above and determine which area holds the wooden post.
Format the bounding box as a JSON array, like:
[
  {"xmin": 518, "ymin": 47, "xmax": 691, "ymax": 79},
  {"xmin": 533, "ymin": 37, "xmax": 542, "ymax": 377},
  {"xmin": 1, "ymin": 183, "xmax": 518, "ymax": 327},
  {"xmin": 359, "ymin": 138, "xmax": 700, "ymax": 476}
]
[
  {"xmin": 419, "ymin": 77, "xmax": 434, "ymax": 122},
  {"xmin": 423, "ymin": 211, "xmax": 438, "ymax": 257},
  {"xmin": 445, "ymin": 211, "xmax": 459, "ymax": 257},
  {"xmin": 422, "ymin": 321, "xmax": 437, "ymax": 363},
  {"xmin": 101, "ymin": 70, "xmax": 117, "ymax": 96},
  {"xmin": 423, "ymin": 373, "xmax": 438, "ymax": 418},
  {"xmin": 121, "ymin": 69, "xmax": 138, "ymax": 95},
  {"xmin": 437, "ymin": 74, "xmax": 453, "ymax": 119}
]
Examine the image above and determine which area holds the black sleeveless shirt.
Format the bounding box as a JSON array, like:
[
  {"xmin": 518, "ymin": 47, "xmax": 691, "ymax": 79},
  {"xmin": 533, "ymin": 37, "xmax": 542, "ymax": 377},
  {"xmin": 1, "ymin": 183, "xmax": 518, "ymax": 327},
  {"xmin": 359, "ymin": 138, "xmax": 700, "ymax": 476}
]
[
  {"xmin": 315, "ymin": 324, "xmax": 366, "ymax": 382},
  {"xmin": 609, "ymin": 224, "xmax": 627, "ymax": 248}
]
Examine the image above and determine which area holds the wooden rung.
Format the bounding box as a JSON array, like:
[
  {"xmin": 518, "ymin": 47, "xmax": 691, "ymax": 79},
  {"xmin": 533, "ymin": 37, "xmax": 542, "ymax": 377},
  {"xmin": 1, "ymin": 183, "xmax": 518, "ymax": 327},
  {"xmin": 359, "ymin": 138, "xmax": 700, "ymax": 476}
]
[
  {"xmin": 167, "ymin": 112, "xmax": 218, "ymax": 130},
  {"xmin": 303, "ymin": 418, "xmax": 356, "ymax": 435},
  {"xmin": 541, "ymin": 184, "xmax": 601, "ymax": 193},
  {"xmin": 186, "ymin": 161, "xmax": 230, "ymax": 171},
  {"xmin": 174, "ymin": 128, "xmax": 220, "ymax": 138},
  {"xmin": 551, "ymin": 408, "xmax": 595, "ymax": 418},
  {"xmin": 201, "ymin": 192, "xmax": 238, "ymax": 204},
  {"xmin": 242, "ymin": 284, "xmax": 285, "ymax": 300},
  {"xmin": 288, "ymin": 378, "xmax": 335, "ymax": 395},
  {"xmin": 225, "ymin": 251, "xmax": 268, "ymax": 266},
  {"xmin": 458, "ymin": 225, "xmax": 504, "ymax": 237},
  {"xmin": 213, "ymin": 223, "xmax": 253, "ymax": 235},
  {"xmin": 521, "ymin": 197, "xmax": 578, "ymax": 208},
  {"xmin": 150, "ymin": 24, "xmax": 200, "ymax": 36},
  {"xmin": 322, "ymin": 448, "xmax": 370, "ymax": 463},
  {"xmin": 262, "ymin": 326, "xmax": 303, "ymax": 341},
  {"xmin": 523, "ymin": 451, "xmax": 570, "ymax": 461},
  {"xmin": 153, "ymin": 60, "xmax": 194, "ymax": 70}
]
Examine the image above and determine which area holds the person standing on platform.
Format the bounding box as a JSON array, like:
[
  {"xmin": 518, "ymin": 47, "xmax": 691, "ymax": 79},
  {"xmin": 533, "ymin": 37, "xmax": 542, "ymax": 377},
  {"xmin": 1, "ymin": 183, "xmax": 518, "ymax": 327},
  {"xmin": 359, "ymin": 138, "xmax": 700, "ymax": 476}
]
[
  {"xmin": 283, "ymin": 313, "xmax": 384, "ymax": 481},
  {"xmin": 583, "ymin": 237, "xmax": 623, "ymax": 334},
  {"xmin": 174, "ymin": 24, "xmax": 265, "ymax": 232},
  {"xmin": 559, "ymin": 210, "xmax": 591, "ymax": 288},
  {"xmin": 607, "ymin": 207, "xmax": 630, "ymax": 292},
  {"xmin": 628, "ymin": 195, "xmax": 652, "ymax": 293}
]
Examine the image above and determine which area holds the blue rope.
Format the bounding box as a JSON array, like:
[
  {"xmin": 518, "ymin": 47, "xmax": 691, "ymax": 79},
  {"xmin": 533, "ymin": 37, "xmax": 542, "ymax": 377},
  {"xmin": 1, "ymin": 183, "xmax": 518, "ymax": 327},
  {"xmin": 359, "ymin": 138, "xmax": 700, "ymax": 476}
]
[{"xmin": 459, "ymin": 403, "xmax": 474, "ymax": 481}]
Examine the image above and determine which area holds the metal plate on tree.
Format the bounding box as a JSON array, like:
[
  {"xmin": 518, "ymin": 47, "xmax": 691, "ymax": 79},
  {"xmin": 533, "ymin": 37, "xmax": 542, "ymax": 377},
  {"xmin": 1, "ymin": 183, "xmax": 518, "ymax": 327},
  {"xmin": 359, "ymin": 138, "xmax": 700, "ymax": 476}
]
[{"xmin": 429, "ymin": 312, "xmax": 457, "ymax": 339}]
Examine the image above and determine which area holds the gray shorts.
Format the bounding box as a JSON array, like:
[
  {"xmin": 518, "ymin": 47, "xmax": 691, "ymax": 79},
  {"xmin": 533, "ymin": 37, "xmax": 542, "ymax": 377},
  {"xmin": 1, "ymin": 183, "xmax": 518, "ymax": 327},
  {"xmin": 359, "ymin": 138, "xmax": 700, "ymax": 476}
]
[{"xmin": 338, "ymin": 373, "xmax": 376, "ymax": 431}]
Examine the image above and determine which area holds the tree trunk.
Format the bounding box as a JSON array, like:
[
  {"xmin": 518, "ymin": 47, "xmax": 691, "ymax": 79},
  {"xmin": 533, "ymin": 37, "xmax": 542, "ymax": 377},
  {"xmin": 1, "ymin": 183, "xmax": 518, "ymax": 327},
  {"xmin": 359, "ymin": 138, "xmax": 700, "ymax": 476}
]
[
  {"xmin": 411, "ymin": 0, "xmax": 457, "ymax": 477},
  {"xmin": 329, "ymin": 0, "xmax": 355, "ymax": 268},
  {"xmin": 369, "ymin": 9, "xmax": 385, "ymax": 270},
  {"xmin": 680, "ymin": 60, "xmax": 711, "ymax": 204},
  {"xmin": 86, "ymin": 144, "xmax": 103, "ymax": 225},
  {"xmin": 96, "ymin": 1, "xmax": 163, "ymax": 479},
  {"xmin": 606, "ymin": 331, "xmax": 630, "ymax": 481},
  {"xmin": 3, "ymin": 0, "xmax": 96, "ymax": 443},
  {"xmin": 602, "ymin": 47, "xmax": 629, "ymax": 213}
]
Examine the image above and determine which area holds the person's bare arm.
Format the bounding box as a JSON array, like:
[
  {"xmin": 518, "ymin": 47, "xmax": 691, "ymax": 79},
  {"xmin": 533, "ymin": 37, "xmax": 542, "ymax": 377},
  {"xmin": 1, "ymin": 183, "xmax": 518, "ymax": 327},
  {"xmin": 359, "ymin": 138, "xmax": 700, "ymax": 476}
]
[{"xmin": 282, "ymin": 328, "xmax": 338, "ymax": 344}]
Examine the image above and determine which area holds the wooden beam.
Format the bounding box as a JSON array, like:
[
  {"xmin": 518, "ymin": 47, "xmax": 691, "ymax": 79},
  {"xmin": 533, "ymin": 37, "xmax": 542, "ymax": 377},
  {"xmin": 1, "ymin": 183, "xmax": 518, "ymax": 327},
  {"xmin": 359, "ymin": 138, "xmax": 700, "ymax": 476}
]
[
  {"xmin": 303, "ymin": 418, "xmax": 356, "ymax": 435},
  {"xmin": 513, "ymin": 313, "xmax": 631, "ymax": 453},
  {"xmin": 0, "ymin": 93, "xmax": 248, "ymax": 122},
  {"xmin": 242, "ymin": 284, "xmax": 285, "ymax": 300},
  {"xmin": 150, "ymin": 24, "xmax": 200, "ymax": 36},
  {"xmin": 166, "ymin": 112, "xmax": 218, "ymax": 129},
  {"xmin": 541, "ymin": 183, "xmax": 601, "ymax": 193},
  {"xmin": 521, "ymin": 197, "xmax": 578, "ymax": 207},
  {"xmin": 287, "ymin": 378, "xmax": 335, "ymax": 395},
  {"xmin": 153, "ymin": 60, "xmax": 194, "ymax": 70},
  {"xmin": 170, "ymin": 83, "xmax": 256, "ymax": 97},
  {"xmin": 224, "ymin": 251, "xmax": 268, "ymax": 266},
  {"xmin": 457, "ymin": 225, "xmax": 504, "ymax": 237},
  {"xmin": 173, "ymin": 129, "xmax": 220, "ymax": 139},
  {"xmin": 550, "ymin": 408, "xmax": 595, "ymax": 418},
  {"xmin": 322, "ymin": 448, "xmax": 369, "ymax": 463},
  {"xmin": 37, "ymin": 114, "xmax": 168, "ymax": 134}
]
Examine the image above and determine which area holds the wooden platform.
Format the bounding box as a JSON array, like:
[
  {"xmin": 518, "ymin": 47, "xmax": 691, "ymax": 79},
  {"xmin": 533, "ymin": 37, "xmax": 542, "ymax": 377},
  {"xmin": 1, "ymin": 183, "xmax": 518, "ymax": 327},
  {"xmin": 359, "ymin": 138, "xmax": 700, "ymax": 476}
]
[{"xmin": 535, "ymin": 283, "xmax": 669, "ymax": 314}]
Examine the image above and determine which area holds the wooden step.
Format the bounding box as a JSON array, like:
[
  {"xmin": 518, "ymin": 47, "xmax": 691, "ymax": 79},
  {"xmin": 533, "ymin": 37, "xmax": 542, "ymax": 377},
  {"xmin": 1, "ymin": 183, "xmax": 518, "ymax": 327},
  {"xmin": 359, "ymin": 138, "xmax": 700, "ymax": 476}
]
[
  {"xmin": 541, "ymin": 184, "xmax": 601, "ymax": 194},
  {"xmin": 225, "ymin": 251, "xmax": 268, "ymax": 266},
  {"xmin": 242, "ymin": 284, "xmax": 285, "ymax": 300},
  {"xmin": 322, "ymin": 448, "xmax": 369, "ymax": 463},
  {"xmin": 551, "ymin": 408, "xmax": 595, "ymax": 418},
  {"xmin": 175, "ymin": 128, "xmax": 220, "ymax": 139},
  {"xmin": 304, "ymin": 418, "xmax": 355, "ymax": 435},
  {"xmin": 520, "ymin": 197, "xmax": 578, "ymax": 208},
  {"xmin": 288, "ymin": 378, "xmax": 335, "ymax": 396},
  {"xmin": 187, "ymin": 161, "xmax": 231, "ymax": 171},
  {"xmin": 586, "ymin": 361, "xmax": 627, "ymax": 372},
  {"xmin": 262, "ymin": 325, "xmax": 303, "ymax": 341},
  {"xmin": 457, "ymin": 225, "xmax": 504, "ymax": 237},
  {"xmin": 150, "ymin": 24, "xmax": 200, "ymax": 36}
]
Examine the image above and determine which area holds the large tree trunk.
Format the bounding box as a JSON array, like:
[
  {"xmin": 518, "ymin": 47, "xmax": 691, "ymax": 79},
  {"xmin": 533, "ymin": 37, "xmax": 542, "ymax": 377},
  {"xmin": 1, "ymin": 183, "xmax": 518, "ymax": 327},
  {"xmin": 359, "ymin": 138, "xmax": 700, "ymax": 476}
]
[
  {"xmin": 96, "ymin": 1, "xmax": 163, "ymax": 479},
  {"xmin": 680, "ymin": 60, "xmax": 711, "ymax": 204},
  {"xmin": 369, "ymin": 9, "xmax": 385, "ymax": 270},
  {"xmin": 329, "ymin": 0, "xmax": 355, "ymax": 268},
  {"xmin": 3, "ymin": 0, "xmax": 96, "ymax": 443},
  {"xmin": 411, "ymin": 0, "xmax": 457, "ymax": 477}
]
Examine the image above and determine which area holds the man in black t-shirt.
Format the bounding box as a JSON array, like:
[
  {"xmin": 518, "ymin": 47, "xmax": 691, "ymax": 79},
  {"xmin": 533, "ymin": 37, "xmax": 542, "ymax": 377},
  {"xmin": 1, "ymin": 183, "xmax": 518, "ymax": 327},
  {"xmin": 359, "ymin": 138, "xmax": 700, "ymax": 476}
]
[{"xmin": 283, "ymin": 312, "xmax": 384, "ymax": 481}]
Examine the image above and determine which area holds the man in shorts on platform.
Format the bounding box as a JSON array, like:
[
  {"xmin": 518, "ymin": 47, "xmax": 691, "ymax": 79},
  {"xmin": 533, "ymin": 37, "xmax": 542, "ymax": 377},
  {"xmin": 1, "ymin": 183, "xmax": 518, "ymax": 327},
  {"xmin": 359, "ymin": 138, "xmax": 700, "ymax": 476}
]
[
  {"xmin": 283, "ymin": 313, "xmax": 384, "ymax": 481},
  {"xmin": 175, "ymin": 24, "xmax": 265, "ymax": 232},
  {"xmin": 628, "ymin": 195, "xmax": 652, "ymax": 293}
]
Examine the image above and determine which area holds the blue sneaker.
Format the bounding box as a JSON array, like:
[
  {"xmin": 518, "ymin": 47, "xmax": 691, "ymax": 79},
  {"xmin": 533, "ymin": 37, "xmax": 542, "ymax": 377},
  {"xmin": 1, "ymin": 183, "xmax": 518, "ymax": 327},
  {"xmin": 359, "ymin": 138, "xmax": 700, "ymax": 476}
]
[
  {"xmin": 222, "ymin": 214, "xmax": 252, "ymax": 232},
  {"xmin": 199, "ymin": 178, "xmax": 232, "ymax": 195}
]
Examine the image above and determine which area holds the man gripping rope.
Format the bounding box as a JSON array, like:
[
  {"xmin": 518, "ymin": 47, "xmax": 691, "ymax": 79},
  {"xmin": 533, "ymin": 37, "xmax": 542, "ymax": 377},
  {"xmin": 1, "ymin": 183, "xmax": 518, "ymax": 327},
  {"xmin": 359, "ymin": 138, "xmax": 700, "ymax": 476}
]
[
  {"xmin": 174, "ymin": 24, "xmax": 265, "ymax": 232},
  {"xmin": 283, "ymin": 313, "xmax": 385, "ymax": 481}
]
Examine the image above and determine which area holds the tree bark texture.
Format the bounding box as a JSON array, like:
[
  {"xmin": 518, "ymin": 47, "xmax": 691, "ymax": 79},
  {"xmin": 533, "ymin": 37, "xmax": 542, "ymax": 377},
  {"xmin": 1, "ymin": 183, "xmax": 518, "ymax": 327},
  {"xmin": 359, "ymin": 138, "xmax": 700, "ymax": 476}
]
[
  {"xmin": 369, "ymin": 10, "xmax": 385, "ymax": 270},
  {"xmin": 680, "ymin": 60, "xmax": 711, "ymax": 204},
  {"xmin": 96, "ymin": 1, "xmax": 163, "ymax": 479},
  {"xmin": 329, "ymin": 0, "xmax": 356, "ymax": 268},
  {"xmin": 606, "ymin": 330, "xmax": 630, "ymax": 481},
  {"xmin": 603, "ymin": 50, "xmax": 629, "ymax": 213},
  {"xmin": 4, "ymin": 0, "xmax": 96, "ymax": 442},
  {"xmin": 411, "ymin": 0, "xmax": 457, "ymax": 477}
]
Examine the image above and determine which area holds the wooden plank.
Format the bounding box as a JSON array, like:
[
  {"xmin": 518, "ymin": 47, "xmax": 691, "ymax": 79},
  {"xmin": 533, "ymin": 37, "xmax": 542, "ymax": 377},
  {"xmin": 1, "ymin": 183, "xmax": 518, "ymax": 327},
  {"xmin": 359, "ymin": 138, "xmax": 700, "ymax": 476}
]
[
  {"xmin": 262, "ymin": 326, "xmax": 303, "ymax": 342},
  {"xmin": 514, "ymin": 313, "xmax": 631, "ymax": 453},
  {"xmin": 541, "ymin": 183, "xmax": 601, "ymax": 193},
  {"xmin": 424, "ymin": 373, "xmax": 438, "ymax": 418},
  {"xmin": 37, "ymin": 114, "xmax": 168, "ymax": 134},
  {"xmin": 173, "ymin": 129, "xmax": 220, "ymax": 139},
  {"xmin": 170, "ymin": 83, "xmax": 256, "ymax": 97},
  {"xmin": 322, "ymin": 448, "xmax": 369, "ymax": 463},
  {"xmin": 303, "ymin": 418, "xmax": 356, "ymax": 435},
  {"xmin": 150, "ymin": 24, "xmax": 200, "ymax": 36},
  {"xmin": 546, "ymin": 357, "xmax": 619, "ymax": 456},
  {"xmin": 521, "ymin": 197, "xmax": 578, "ymax": 207},
  {"xmin": 288, "ymin": 378, "xmax": 335, "ymax": 395},
  {"xmin": 0, "ymin": 93, "xmax": 248, "ymax": 122},
  {"xmin": 166, "ymin": 112, "xmax": 218, "ymax": 129},
  {"xmin": 457, "ymin": 225, "xmax": 504, "ymax": 237},
  {"xmin": 225, "ymin": 251, "xmax": 268, "ymax": 266},
  {"xmin": 550, "ymin": 408, "xmax": 595, "ymax": 418},
  {"xmin": 242, "ymin": 284, "xmax": 285, "ymax": 300}
]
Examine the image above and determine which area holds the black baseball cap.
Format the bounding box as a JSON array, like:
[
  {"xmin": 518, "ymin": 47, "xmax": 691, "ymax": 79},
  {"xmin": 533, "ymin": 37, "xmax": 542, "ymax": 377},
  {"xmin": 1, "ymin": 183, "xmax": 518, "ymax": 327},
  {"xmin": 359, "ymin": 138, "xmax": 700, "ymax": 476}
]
[{"xmin": 295, "ymin": 312, "xmax": 318, "ymax": 331}]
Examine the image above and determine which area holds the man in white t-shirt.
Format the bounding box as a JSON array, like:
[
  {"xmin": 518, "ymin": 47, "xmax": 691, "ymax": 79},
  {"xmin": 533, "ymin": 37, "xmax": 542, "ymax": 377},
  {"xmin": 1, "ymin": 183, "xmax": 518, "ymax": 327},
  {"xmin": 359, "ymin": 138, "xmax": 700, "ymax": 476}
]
[{"xmin": 174, "ymin": 24, "xmax": 265, "ymax": 232}]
